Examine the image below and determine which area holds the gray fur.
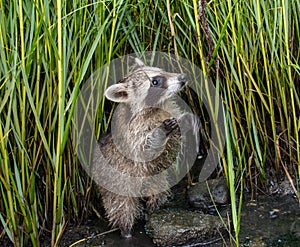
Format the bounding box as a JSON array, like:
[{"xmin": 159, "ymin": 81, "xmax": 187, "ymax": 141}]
[{"xmin": 94, "ymin": 61, "xmax": 187, "ymax": 238}]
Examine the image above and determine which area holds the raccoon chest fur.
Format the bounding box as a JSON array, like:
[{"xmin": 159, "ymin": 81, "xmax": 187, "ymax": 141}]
[{"xmin": 100, "ymin": 105, "xmax": 181, "ymax": 176}]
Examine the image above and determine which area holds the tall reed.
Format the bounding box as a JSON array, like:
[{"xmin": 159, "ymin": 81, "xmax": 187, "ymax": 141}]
[{"xmin": 0, "ymin": 0, "xmax": 299, "ymax": 246}]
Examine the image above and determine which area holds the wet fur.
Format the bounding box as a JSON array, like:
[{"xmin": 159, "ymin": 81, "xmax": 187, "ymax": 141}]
[{"xmin": 94, "ymin": 60, "xmax": 186, "ymax": 237}]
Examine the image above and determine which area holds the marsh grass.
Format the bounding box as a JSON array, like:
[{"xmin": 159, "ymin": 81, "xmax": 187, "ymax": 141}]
[{"xmin": 0, "ymin": 0, "xmax": 299, "ymax": 246}]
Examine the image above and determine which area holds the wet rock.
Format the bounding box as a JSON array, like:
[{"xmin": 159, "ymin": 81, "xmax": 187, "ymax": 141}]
[
  {"xmin": 188, "ymin": 178, "xmax": 229, "ymax": 210},
  {"xmin": 145, "ymin": 209, "xmax": 226, "ymax": 246},
  {"xmin": 268, "ymin": 177, "xmax": 295, "ymax": 196}
]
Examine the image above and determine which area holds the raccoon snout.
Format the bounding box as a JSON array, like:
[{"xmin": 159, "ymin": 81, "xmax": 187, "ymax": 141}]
[{"xmin": 178, "ymin": 73, "xmax": 187, "ymax": 85}]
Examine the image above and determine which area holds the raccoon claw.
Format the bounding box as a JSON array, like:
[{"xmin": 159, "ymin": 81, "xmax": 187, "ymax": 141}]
[{"xmin": 162, "ymin": 117, "xmax": 178, "ymax": 135}]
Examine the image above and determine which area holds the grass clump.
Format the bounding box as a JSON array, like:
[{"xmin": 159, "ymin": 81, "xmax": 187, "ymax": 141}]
[{"xmin": 0, "ymin": 0, "xmax": 299, "ymax": 246}]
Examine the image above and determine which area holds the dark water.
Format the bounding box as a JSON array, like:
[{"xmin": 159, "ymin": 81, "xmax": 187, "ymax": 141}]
[
  {"xmin": 58, "ymin": 193, "xmax": 300, "ymax": 247},
  {"xmin": 239, "ymin": 194, "xmax": 300, "ymax": 246},
  {"xmin": 2, "ymin": 179, "xmax": 298, "ymax": 246}
]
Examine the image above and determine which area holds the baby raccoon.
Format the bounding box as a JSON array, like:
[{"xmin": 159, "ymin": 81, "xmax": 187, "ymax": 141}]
[{"xmin": 94, "ymin": 58, "xmax": 191, "ymax": 238}]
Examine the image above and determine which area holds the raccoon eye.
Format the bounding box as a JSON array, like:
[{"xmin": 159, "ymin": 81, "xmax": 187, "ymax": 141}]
[
  {"xmin": 151, "ymin": 76, "xmax": 165, "ymax": 87},
  {"xmin": 152, "ymin": 79, "xmax": 159, "ymax": 86}
]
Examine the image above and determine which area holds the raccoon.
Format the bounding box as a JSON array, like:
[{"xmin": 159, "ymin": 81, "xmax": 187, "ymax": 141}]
[{"xmin": 93, "ymin": 58, "xmax": 192, "ymax": 238}]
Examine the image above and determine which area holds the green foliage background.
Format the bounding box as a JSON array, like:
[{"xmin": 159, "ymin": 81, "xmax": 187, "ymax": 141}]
[{"xmin": 0, "ymin": 0, "xmax": 299, "ymax": 246}]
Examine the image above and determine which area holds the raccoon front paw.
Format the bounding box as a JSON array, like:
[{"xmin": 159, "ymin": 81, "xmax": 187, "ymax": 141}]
[{"xmin": 162, "ymin": 117, "xmax": 178, "ymax": 135}]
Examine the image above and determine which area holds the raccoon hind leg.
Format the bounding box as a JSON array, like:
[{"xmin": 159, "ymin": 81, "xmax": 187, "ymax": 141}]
[
  {"xmin": 146, "ymin": 190, "xmax": 170, "ymax": 214},
  {"xmin": 102, "ymin": 193, "xmax": 141, "ymax": 238}
]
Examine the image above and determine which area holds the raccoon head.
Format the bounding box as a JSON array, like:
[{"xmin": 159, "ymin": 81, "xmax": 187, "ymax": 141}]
[{"xmin": 105, "ymin": 58, "xmax": 187, "ymax": 108}]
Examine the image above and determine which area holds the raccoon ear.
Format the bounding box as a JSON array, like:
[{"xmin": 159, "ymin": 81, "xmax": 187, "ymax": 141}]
[
  {"xmin": 105, "ymin": 84, "xmax": 129, "ymax": 102},
  {"xmin": 135, "ymin": 57, "xmax": 145, "ymax": 67}
]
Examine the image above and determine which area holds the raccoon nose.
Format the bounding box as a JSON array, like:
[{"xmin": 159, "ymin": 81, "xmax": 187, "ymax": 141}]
[{"xmin": 178, "ymin": 73, "xmax": 187, "ymax": 83}]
